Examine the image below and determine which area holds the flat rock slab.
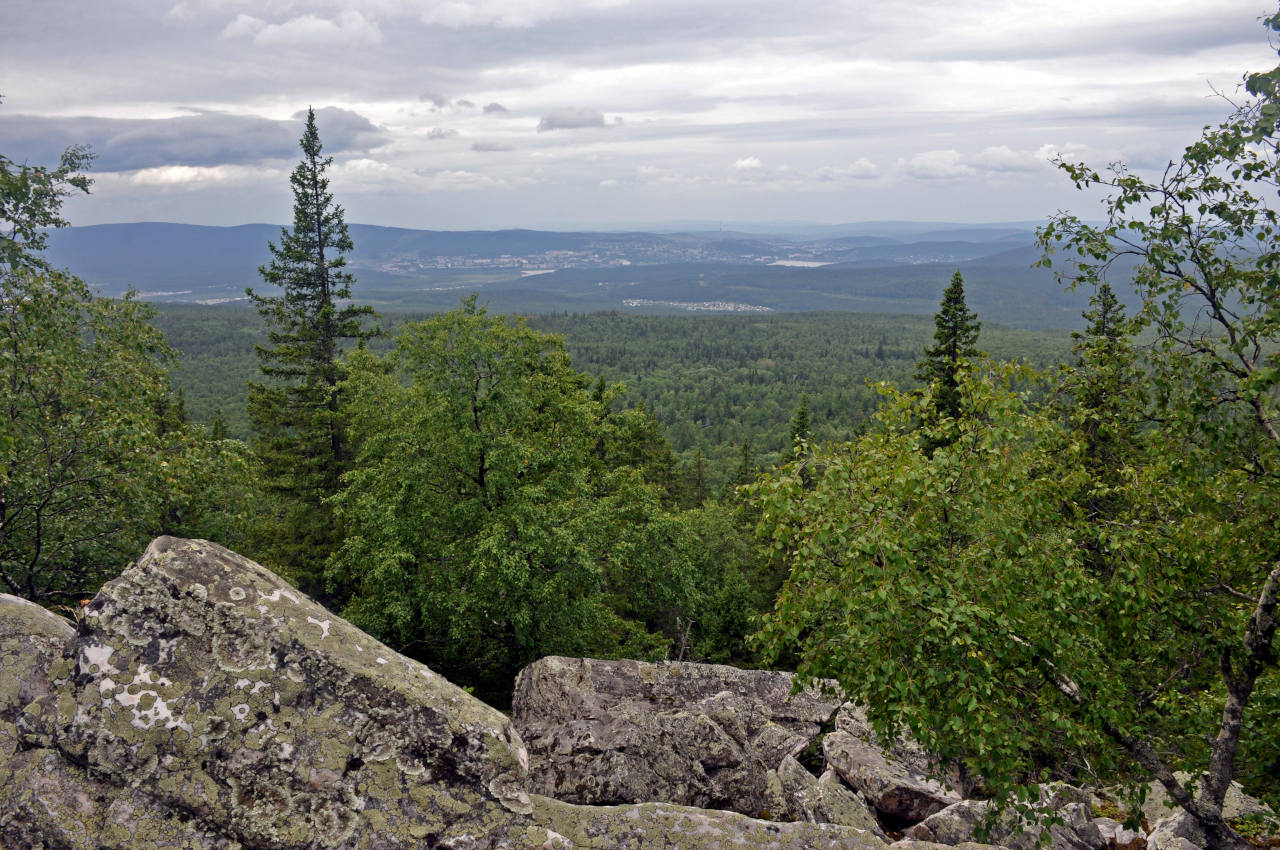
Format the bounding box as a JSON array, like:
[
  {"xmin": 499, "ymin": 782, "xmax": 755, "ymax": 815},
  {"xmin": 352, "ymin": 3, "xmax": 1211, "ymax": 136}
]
[{"xmin": 513, "ymin": 654, "xmax": 843, "ymax": 817}]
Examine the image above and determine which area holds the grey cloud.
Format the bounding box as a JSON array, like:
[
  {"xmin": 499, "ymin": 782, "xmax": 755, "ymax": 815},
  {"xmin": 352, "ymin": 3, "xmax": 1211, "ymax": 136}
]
[
  {"xmin": 0, "ymin": 108, "xmax": 384, "ymax": 172},
  {"xmin": 419, "ymin": 92, "xmax": 450, "ymax": 107},
  {"xmin": 471, "ymin": 141, "xmax": 514, "ymax": 152},
  {"xmin": 537, "ymin": 108, "xmax": 606, "ymax": 132},
  {"xmin": 428, "ymin": 127, "xmax": 459, "ymax": 140},
  {"xmin": 921, "ymin": 9, "xmax": 1262, "ymax": 63},
  {"xmin": 483, "ymin": 102, "xmax": 509, "ymax": 113},
  {"xmin": 456, "ymin": 99, "xmax": 476, "ymax": 108}
]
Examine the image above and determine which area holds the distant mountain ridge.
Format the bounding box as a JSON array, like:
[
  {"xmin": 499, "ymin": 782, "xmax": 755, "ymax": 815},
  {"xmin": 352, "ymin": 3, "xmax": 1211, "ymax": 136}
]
[{"xmin": 43, "ymin": 220, "xmax": 1118, "ymax": 330}]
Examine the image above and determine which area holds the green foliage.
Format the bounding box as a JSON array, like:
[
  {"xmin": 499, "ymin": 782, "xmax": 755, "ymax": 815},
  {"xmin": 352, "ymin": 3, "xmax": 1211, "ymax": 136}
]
[
  {"xmin": 329, "ymin": 300, "xmax": 759, "ymax": 702},
  {"xmin": 1, "ymin": 138, "xmax": 93, "ymax": 278},
  {"xmin": 756, "ymin": 22, "xmax": 1280, "ymax": 846},
  {"xmin": 0, "ymin": 267, "xmax": 174, "ymax": 602},
  {"xmin": 245, "ymin": 108, "xmax": 376, "ymax": 599},
  {"xmin": 1037, "ymin": 25, "xmax": 1280, "ymax": 822},
  {"xmin": 1, "ymin": 130, "xmax": 258, "ymax": 603},
  {"xmin": 152, "ymin": 305, "xmax": 1071, "ymax": 488},
  {"xmin": 755, "ymin": 367, "xmax": 1102, "ymax": 792}
]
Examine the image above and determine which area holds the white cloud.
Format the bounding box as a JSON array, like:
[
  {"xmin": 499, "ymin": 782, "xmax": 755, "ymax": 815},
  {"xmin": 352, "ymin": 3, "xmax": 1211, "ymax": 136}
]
[
  {"xmin": 814, "ymin": 158, "xmax": 879, "ymax": 181},
  {"xmin": 127, "ymin": 164, "xmax": 283, "ymax": 187},
  {"xmin": 733, "ymin": 156, "xmax": 763, "ymax": 170},
  {"xmin": 218, "ymin": 13, "xmax": 264, "ymax": 38},
  {"xmin": 902, "ymin": 150, "xmax": 976, "ymax": 181},
  {"xmin": 221, "ymin": 10, "xmax": 383, "ymax": 47},
  {"xmin": 970, "ymin": 145, "xmax": 1049, "ymax": 174},
  {"xmin": 417, "ymin": 0, "xmax": 629, "ymax": 29}
]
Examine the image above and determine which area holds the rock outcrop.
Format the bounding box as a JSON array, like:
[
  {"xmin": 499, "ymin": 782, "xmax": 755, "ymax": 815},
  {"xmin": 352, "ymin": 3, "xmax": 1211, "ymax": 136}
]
[
  {"xmin": 0, "ymin": 537, "xmax": 887, "ymax": 849},
  {"xmin": 511, "ymin": 654, "xmax": 854, "ymax": 820},
  {"xmin": 3, "ymin": 537, "xmax": 1275, "ymax": 850},
  {"xmin": 905, "ymin": 785, "xmax": 1105, "ymax": 850}
]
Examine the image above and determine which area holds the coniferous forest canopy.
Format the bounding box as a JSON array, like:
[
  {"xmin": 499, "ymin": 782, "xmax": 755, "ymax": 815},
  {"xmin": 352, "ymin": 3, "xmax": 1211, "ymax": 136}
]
[{"xmin": 3, "ymin": 9, "xmax": 1280, "ymax": 849}]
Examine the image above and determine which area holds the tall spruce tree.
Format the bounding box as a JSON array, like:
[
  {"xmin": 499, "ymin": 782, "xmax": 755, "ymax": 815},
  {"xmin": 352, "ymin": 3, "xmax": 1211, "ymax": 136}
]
[
  {"xmin": 914, "ymin": 270, "xmax": 982, "ymax": 454},
  {"xmin": 246, "ymin": 107, "xmax": 374, "ymax": 599}
]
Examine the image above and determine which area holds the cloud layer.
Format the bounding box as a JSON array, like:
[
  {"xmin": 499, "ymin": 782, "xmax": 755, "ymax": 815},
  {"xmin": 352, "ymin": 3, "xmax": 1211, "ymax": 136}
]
[{"xmin": 0, "ymin": 0, "xmax": 1272, "ymax": 227}]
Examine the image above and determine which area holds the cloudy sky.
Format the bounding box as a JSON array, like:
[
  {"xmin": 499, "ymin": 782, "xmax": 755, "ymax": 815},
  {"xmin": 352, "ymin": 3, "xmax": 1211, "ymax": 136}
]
[{"xmin": 2, "ymin": 0, "xmax": 1276, "ymax": 229}]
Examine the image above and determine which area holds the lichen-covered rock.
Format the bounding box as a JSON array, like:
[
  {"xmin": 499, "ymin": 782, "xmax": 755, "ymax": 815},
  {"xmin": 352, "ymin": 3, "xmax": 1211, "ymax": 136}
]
[
  {"xmin": 1093, "ymin": 817, "xmax": 1145, "ymax": 850},
  {"xmin": 6, "ymin": 537, "xmax": 533, "ymax": 848},
  {"xmin": 1146, "ymin": 812, "xmax": 1202, "ymax": 850},
  {"xmin": 904, "ymin": 786, "xmax": 1106, "ymax": 850},
  {"xmin": 512, "ymin": 655, "xmax": 842, "ymax": 818},
  {"xmin": 891, "ymin": 841, "xmax": 1009, "ymax": 850},
  {"xmin": 532, "ymin": 793, "xmax": 887, "ymax": 850},
  {"xmin": 0, "ymin": 591, "xmax": 74, "ymax": 753},
  {"xmin": 775, "ymin": 755, "xmax": 887, "ymax": 838},
  {"xmin": 0, "ymin": 538, "xmax": 897, "ymax": 850},
  {"xmin": 1111, "ymin": 774, "xmax": 1278, "ymax": 830},
  {"xmin": 824, "ymin": 729, "xmax": 962, "ymax": 823}
]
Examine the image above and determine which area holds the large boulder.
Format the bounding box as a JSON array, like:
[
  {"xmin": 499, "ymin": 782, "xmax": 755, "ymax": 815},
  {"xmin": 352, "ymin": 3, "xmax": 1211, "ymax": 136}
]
[
  {"xmin": 825, "ymin": 704, "xmax": 972, "ymax": 824},
  {"xmin": 824, "ymin": 730, "xmax": 962, "ymax": 824},
  {"xmin": 0, "ymin": 537, "xmax": 890, "ymax": 850},
  {"xmin": 775, "ymin": 755, "xmax": 887, "ymax": 838},
  {"xmin": 511, "ymin": 654, "xmax": 844, "ymax": 818}
]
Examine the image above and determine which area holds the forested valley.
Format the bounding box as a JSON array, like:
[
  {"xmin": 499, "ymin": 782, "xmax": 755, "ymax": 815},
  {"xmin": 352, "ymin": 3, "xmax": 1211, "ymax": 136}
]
[
  {"xmin": 154, "ymin": 304, "xmax": 1071, "ymax": 491},
  {"xmin": 4, "ymin": 20, "xmax": 1280, "ymax": 850}
]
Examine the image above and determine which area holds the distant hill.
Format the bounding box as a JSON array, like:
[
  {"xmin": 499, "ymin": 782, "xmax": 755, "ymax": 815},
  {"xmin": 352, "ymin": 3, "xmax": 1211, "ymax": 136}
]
[{"xmin": 43, "ymin": 220, "xmax": 1124, "ymax": 330}]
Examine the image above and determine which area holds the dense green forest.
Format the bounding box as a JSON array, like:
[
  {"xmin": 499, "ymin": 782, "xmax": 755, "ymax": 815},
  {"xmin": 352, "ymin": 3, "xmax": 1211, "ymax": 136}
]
[{"xmin": 154, "ymin": 304, "xmax": 1071, "ymax": 488}]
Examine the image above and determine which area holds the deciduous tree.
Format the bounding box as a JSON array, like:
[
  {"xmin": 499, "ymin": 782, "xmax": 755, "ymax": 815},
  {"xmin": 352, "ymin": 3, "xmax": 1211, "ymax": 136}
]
[
  {"xmin": 754, "ymin": 17, "xmax": 1280, "ymax": 846},
  {"xmin": 329, "ymin": 300, "xmax": 736, "ymax": 702}
]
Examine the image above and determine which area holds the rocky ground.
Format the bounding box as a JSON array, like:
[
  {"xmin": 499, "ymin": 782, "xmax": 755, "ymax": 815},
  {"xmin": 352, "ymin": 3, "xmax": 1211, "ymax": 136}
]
[{"xmin": 1, "ymin": 537, "xmax": 1275, "ymax": 849}]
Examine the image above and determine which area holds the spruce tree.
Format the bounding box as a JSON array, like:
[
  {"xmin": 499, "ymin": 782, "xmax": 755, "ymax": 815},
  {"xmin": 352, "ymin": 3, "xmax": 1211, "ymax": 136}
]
[
  {"xmin": 246, "ymin": 107, "xmax": 375, "ymax": 599},
  {"xmin": 789, "ymin": 392, "xmax": 811, "ymax": 449},
  {"xmin": 1060, "ymin": 282, "xmax": 1145, "ymax": 576},
  {"xmin": 914, "ymin": 271, "xmax": 981, "ymax": 454}
]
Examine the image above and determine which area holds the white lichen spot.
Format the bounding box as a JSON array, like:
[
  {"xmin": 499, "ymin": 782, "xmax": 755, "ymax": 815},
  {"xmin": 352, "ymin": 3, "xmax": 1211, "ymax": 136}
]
[
  {"xmin": 111, "ymin": 666, "xmax": 192, "ymax": 733},
  {"xmin": 280, "ymin": 741, "xmax": 294, "ymax": 760},
  {"xmin": 80, "ymin": 644, "xmax": 119, "ymax": 677},
  {"xmin": 257, "ymin": 587, "xmax": 300, "ymax": 604},
  {"xmin": 152, "ymin": 636, "xmax": 181, "ymax": 665},
  {"xmin": 231, "ymin": 703, "xmax": 251, "ymax": 723},
  {"xmin": 188, "ymin": 583, "xmax": 207, "ymax": 601},
  {"xmin": 376, "ymin": 657, "xmax": 388, "ymax": 665},
  {"xmin": 234, "ymin": 678, "xmax": 252, "ymax": 690},
  {"xmin": 306, "ymin": 615, "xmax": 332, "ymax": 639},
  {"xmin": 250, "ymin": 681, "xmax": 271, "ymax": 696},
  {"xmin": 228, "ymin": 586, "xmax": 247, "ymax": 602}
]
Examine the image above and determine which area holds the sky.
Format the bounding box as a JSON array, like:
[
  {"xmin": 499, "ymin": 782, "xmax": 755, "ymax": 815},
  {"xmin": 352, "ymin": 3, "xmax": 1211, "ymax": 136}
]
[{"xmin": 2, "ymin": 0, "xmax": 1277, "ymax": 230}]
